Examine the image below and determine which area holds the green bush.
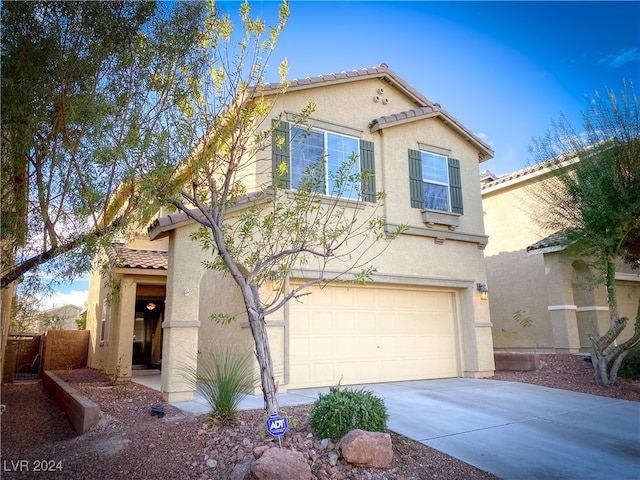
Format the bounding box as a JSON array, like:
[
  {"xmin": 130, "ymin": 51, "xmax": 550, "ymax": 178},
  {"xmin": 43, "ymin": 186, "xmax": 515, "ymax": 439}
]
[
  {"xmin": 618, "ymin": 349, "xmax": 640, "ymax": 380},
  {"xmin": 310, "ymin": 386, "xmax": 388, "ymax": 441}
]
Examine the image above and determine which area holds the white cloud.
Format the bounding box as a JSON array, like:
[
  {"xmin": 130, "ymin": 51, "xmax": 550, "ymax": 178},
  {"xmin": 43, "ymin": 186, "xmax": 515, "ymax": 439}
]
[
  {"xmin": 475, "ymin": 132, "xmax": 495, "ymax": 148},
  {"xmin": 40, "ymin": 290, "xmax": 88, "ymax": 311},
  {"xmin": 597, "ymin": 48, "xmax": 639, "ymax": 68}
]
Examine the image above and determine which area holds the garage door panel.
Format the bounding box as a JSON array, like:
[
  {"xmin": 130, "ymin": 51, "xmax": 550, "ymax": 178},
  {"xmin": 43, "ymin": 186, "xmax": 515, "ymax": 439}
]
[{"xmin": 289, "ymin": 284, "xmax": 458, "ymax": 389}]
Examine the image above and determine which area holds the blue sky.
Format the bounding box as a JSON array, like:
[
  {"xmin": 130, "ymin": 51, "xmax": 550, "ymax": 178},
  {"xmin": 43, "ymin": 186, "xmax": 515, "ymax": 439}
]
[
  {"xmin": 245, "ymin": 0, "xmax": 640, "ymax": 176},
  {"xmin": 44, "ymin": 0, "xmax": 640, "ymax": 308}
]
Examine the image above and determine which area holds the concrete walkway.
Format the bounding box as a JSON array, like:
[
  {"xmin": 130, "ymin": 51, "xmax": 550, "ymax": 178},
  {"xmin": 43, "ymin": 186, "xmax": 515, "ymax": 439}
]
[{"xmin": 132, "ymin": 374, "xmax": 640, "ymax": 480}]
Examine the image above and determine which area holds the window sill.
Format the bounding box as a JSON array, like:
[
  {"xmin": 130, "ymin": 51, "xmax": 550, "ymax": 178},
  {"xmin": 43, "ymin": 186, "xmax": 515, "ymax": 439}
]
[
  {"xmin": 421, "ymin": 209, "xmax": 460, "ymax": 230},
  {"xmin": 285, "ymin": 190, "xmax": 366, "ymax": 209}
]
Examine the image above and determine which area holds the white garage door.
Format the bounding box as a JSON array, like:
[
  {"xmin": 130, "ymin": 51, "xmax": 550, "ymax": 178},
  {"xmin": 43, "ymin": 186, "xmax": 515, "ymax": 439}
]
[{"xmin": 288, "ymin": 283, "xmax": 459, "ymax": 389}]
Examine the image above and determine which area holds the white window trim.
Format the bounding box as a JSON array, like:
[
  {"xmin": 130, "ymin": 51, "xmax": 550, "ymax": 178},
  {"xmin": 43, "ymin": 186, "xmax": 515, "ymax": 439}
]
[
  {"xmin": 421, "ymin": 150, "xmax": 451, "ymax": 213},
  {"xmin": 290, "ymin": 125, "xmax": 361, "ymax": 199}
]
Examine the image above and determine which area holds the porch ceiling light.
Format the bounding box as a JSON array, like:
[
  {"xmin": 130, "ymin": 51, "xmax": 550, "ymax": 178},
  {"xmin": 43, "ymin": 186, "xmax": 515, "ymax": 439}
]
[
  {"xmin": 476, "ymin": 283, "xmax": 489, "ymax": 301},
  {"xmin": 146, "ymin": 302, "xmax": 157, "ymax": 311}
]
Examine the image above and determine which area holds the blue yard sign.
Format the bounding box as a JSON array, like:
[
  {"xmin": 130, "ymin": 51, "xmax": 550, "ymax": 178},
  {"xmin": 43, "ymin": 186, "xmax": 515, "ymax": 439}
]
[{"xmin": 265, "ymin": 412, "xmax": 288, "ymax": 438}]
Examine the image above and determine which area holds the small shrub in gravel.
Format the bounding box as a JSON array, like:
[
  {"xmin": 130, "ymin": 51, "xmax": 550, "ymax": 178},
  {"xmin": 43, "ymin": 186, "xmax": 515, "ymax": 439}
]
[
  {"xmin": 310, "ymin": 386, "xmax": 388, "ymax": 441},
  {"xmin": 619, "ymin": 349, "xmax": 640, "ymax": 380}
]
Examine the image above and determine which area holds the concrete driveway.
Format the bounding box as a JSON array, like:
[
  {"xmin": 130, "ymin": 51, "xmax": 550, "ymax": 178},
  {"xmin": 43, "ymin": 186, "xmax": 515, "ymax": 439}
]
[{"xmin": 139, "ymin": 376, "xmax": 640, "ymax": 480}]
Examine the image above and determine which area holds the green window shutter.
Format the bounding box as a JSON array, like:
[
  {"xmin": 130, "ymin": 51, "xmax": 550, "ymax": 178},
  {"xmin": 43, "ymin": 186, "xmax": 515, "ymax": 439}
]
[
  {"xmin": 408, "ymin": 149, "xmax": 423, "ymax": 208},
  {"xmin": 359, "ymin": 139, "xmax": 376, "ymax": 202},
  {"xmin": 448, "ymin": 158, "xmax": 463, "ymax": 214},
  {"xmin": 272, "ymin": 120, "xmax": 290, "ymax": 189}
]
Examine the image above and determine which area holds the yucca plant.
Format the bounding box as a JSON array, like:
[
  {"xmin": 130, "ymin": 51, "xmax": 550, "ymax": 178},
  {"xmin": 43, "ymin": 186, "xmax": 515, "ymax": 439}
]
[{"xmin": 185, "ymin": 347, "xmax": 256, "ymax": 425}]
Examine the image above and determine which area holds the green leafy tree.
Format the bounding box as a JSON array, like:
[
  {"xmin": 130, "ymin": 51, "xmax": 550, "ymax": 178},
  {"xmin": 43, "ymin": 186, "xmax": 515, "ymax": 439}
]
[
  {"xmin": 160, "ymin": 1, "xmax": 404, "ymax": 413},
  {"xmin": 10, "ymin": 292, "xmax": 44, "ymax": 333},
  {"xmin": 529, "ymin": 82, "xmax": 640, "ymax": 386},
  {"xmin": 76, "ymin": 311, "xmax": 87, "ymax": 330},
  {"xmin": 42, "ymin": 314, "xmax": 65, "ymax": 332},
  {"xmin": 1, "ymin": 1, "xmax": 205, "ymax": 293}
]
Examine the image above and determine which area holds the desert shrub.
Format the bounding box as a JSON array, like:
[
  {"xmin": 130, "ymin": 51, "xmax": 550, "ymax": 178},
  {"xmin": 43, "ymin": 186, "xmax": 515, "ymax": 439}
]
[
  {"xmin": 310, "ymin": 386, "xmax": 388, "ymax": 441},
  {"xmin": 184, "ymin": 347, "xmax": 255, "ymax": 425},
  {"xmin": 618, "ymin": 349, "xmax": 640, "ymax": 380}
]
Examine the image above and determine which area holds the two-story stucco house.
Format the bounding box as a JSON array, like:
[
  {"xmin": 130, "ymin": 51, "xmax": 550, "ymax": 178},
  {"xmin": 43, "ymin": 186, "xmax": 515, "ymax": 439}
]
[
  {"xmin": 86, "ymin": 64, "xmax": 496, "ymax": 402},
  {"xmin": 482, "ymin": 161, "xmax": 640, "ymax": 354}
]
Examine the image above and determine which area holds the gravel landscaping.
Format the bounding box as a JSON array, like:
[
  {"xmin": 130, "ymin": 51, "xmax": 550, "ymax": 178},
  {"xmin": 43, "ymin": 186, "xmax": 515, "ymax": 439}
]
[{"xmin": 1, "ymin": 354, "xmax": 638, "ymax": 479}]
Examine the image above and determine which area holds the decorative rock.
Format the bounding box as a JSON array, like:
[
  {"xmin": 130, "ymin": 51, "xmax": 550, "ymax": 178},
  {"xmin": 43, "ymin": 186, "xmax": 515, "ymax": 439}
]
[
  {"xmin": 230, "ymin": 459, "xmax": 252, "ymax": 480},
  {"xmin": 206, "ymin": 458, "xmax": 217, "ymax": 468},
  {"xmin": 251, "ymin": 448, "xmax": 312, "ymax": 480},
  {"xmin": 253, "ymin": 445, "xmax": 270, "ymax": 459},
  {"xmin": 338, "ymin": 429, "xmax": 393, "ymax": 468},
  {"xmin": 328, "ymin": 452, "xmax": 339, "ymax": 466}
]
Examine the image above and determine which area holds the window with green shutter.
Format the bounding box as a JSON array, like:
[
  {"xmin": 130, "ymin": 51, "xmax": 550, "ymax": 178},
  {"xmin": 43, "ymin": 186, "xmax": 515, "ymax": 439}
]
[
  {"xmin": 408, "ymin": 149, "xmax": 464, "ymax": 214},
  {"xmin": 272, "ymin": 120, "xmax": 291, "ymax": 189},
  {"xmin": 271, "ymin": 120, "xmax": 377, "ymax": 201},
  {"xmin": 360, "ymin": 139, "xmax": 376, "ymax": 202},
  {"xmin": 448, "ymin": 158, "xmax": 463, "ymax": 214}
]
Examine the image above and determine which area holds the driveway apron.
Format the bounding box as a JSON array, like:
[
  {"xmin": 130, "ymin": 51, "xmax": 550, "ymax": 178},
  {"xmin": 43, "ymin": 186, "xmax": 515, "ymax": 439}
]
[{"xmin": 365, "ymin": 379, "xmax": 640, "ymax": 480}]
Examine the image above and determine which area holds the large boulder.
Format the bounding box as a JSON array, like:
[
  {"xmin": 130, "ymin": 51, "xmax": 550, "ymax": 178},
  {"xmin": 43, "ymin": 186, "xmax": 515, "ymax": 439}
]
[
  {"xmin": 251, "ymin": 447, "xmax": 311, "ymax": 480},
  {"xmin": 339, "ymin": 429, "xmax": 393, "ymax": 468}
]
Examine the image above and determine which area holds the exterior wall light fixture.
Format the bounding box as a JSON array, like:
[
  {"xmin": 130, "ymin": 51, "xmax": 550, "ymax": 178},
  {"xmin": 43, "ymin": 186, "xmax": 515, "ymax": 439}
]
[
  {"xmin": 476, "ymin": 283, "xmax": 489, "ymax": 300},
  {"xmin": 269, "ymin": 271, "xmax": 283, "ymax": 292}
]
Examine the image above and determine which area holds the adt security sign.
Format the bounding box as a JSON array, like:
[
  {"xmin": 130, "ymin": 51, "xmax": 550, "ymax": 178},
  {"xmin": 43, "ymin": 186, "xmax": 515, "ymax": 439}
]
[{"xmin": 265, "ymin": 412, "xmax": 288, "ymax": 438}]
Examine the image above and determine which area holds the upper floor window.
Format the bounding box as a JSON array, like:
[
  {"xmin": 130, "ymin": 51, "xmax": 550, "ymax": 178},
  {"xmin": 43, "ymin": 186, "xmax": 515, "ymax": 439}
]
[
  {"xmin": 421, "ymin": 152, "xmax": 450, "ymax": 211},
  {"xmin": 409, "ymin": 149, "xmax": 463, "ymax": 214},
  {"xmin": 272, "ymin": 121, "xmax": 376, "ymax": 202},
  {"xmin": 290, "ymin": 126, "xmax": 360, "ymax": 199}
]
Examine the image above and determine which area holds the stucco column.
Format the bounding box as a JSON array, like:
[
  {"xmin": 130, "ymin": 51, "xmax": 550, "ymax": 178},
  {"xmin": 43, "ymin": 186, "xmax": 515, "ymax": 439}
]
[
  {"xmin": 113, "ymin": 279, "xmax": 137, "ymax": 378},
  {"xmin": 544, "ymin": 253, "xmax": 580, "ymax": 353},
  {"xmin": 460, "ymin": 283, "xmax": 495, "ymax": 378},
  {"xmin": 575, "ymin": 275, "xmax": 610, "ymax": 350},
  {"xmin": 161, "ymin": 230, "xmax": 201, "ymax": 402}
]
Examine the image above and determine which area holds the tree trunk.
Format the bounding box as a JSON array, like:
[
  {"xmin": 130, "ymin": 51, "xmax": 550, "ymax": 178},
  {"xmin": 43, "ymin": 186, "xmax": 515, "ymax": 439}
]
[
  {"xmin": 247, "ymin": 306, "xmax": 279, "ymax": 413},
  {"xmin": 592, "ymin": 349, "xmax": 629, "ymax": 387}
]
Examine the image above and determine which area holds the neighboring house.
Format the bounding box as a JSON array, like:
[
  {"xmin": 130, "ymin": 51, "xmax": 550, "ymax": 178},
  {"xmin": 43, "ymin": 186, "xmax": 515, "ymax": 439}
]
[
  {"xmin": 481, "ymin": 162, "xmax": 640, "ymax": 353},
  {"xmin": 40, "ymin": 304, "xmax": 84, "ymax": 331},
  {"xmin": 87, "ymin": 63, "xmax": 496, "ymax": 402}
]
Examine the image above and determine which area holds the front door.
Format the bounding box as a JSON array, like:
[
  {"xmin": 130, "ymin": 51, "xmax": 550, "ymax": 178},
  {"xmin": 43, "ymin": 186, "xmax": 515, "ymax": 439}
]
[{"xmin": 132, "ymin": 298, "xmax": 164, "ymax": 369}]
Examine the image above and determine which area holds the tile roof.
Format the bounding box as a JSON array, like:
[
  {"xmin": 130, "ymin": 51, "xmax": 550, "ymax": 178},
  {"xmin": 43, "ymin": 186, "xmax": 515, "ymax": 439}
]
[
  {"xmin": 107, "ymin": 244, "xmax": 168, "ymax": 270},
  {"xmin": 481, "ymin": 155, "xmax": 580, "ymax": 193},
  {"xmin": 147, "ymin": 192, "xmax": 265, "ymax": 239},
  {"xmin": 370, "ymin": 105, "xmax": 494, "ymax": 160},
  {"xmin": 147, "ymin": 212, "xmax": 193, "ymax": 239},
  {"xmin": 262, "ymin": 63, "xmax": 493, "ymax": 160},
  {"xmin": 261, "ymin": 63, "xmax": 432, "ymax": 108},
  {"xmin": 527, "ymin": 231, "xmax": 571, "ymax": 253}
]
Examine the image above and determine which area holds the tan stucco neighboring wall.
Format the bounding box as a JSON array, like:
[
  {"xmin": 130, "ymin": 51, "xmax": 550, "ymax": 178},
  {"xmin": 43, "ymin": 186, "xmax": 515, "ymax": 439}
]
[
  {"xmin": 482, "ymin": 169, "xmax": 640, "ymax": 352},
  {"xmin": 86, "ymin": 254, "xmax": 112, "ymax": 371}
]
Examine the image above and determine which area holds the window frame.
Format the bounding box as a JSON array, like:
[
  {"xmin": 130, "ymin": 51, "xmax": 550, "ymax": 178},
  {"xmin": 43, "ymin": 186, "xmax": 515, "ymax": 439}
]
[
  {"xmin": 420, "ymin": 151, "xmax": 451, "ymax": 213},
  {"xmin": 99, "ymin": 303, "xmax": 108, "ymax": 344},
  {"xmin": 289, "ymin": 125, "xmax": 361, "ymax": 200},
  {"xmin": 408, "ymin": 148, "xmax": 464, "ymax": 217}
]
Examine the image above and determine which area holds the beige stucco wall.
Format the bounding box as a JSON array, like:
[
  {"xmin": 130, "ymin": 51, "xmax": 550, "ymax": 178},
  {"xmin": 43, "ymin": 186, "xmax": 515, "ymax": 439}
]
[
  {"xmin": 482, "ymin": 169, "xmax": 640, "ymax": 352},
  {"xmin": 86, "ymin": 233, "xmax": 168, "ymax": 378},
  {"xmin": 1, "ymin": 281, "xmax": 16, "ymax": 382},
  {"xmin": 151, "ymin": 75, "xmax": 495, "ymax": 395}
]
